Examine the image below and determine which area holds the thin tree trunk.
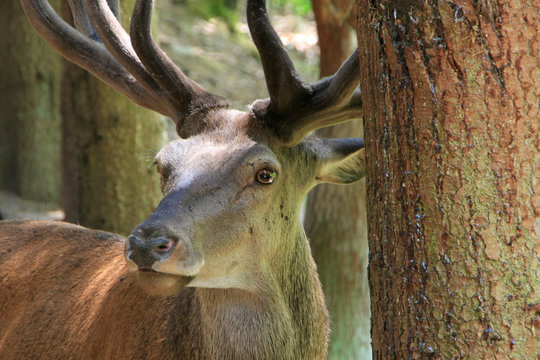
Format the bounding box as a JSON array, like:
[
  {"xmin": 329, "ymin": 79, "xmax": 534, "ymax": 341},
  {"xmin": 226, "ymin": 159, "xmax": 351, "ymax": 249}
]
[
  {"xmin": 0, "ymin": 0, "xmax": 62, "ymax": 204},
  {"xmin": 357, "ymin": 0, "xmax": 539, "ymax": 358},
  {"xmin": 61, "ymin": 1, "xmax": 167, "ymax": 235},
  {"xmin": 312, "ymin": 0, "xmax": 356, "ymax": 74},
  {"xmin": 306, "ymin": 1, "xmax": 371, "ymax": 358}
]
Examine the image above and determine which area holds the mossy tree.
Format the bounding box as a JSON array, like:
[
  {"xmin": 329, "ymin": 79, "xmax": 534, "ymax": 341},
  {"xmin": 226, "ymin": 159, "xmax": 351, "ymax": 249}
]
[
  {"xmin": 305, "ymin": 1, "xmax": 371, "ymax": 359},
  {"xmin": 61, "ymin": 1, "xmax": 167, "ymax": 235},
  {"xmin": 0, "ymin": 0, "xmax": 62, "ymax": 204},
  {"xmin": 357, "ymin": 0, "xmax": 538, "ymax": 358}
]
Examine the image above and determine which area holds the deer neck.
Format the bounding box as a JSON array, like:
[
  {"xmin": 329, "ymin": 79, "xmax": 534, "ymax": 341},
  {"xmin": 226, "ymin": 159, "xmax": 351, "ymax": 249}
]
[{"xmin": 195, "ymin": 227, "xmax": 329, "ymax": 359}]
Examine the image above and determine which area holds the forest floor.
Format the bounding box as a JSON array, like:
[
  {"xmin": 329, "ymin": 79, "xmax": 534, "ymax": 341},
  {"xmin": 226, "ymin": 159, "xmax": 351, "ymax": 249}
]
[{"xmin": 0, "ymin": 0, "xmax": 320, "ymax": 220}]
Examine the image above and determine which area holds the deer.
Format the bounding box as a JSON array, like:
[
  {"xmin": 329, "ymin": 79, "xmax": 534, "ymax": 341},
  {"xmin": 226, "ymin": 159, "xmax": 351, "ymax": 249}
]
[{"xmin": 0, "ymin": 0, "xmax": 364, "ymax": 358}]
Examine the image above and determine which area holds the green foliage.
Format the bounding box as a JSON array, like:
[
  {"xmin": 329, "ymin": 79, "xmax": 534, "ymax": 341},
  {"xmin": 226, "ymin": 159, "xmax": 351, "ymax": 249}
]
[
  {"xmin": 176, "ymin": 0, "xmax": 239, "ymax": 31},
  {"xmin": 175, "ymin": 0, "xmax": 313, "ymax": 28},
  {"xmin": 269, "ymin": 0, "xmax": 312, "ymax": 15}
]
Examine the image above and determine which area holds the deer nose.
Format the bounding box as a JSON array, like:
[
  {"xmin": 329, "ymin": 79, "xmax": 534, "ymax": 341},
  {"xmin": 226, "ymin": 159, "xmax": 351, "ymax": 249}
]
[{"xmin": 126, "ymin": 235, "xmax": 176, "ymax": 268}]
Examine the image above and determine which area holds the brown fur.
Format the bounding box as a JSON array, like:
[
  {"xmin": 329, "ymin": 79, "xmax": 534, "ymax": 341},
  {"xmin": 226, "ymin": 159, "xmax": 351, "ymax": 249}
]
[{"xmin": 0, "ymin": 220, "xmax": 328, "ymax": 359}]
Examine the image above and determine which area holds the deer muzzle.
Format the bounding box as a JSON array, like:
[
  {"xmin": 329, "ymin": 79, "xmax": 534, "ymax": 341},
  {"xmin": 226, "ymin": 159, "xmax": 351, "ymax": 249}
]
[
  {"xmin": 126, "ymin": 235, "xmax": 176, "ymax": 269},
  {"xmin": 125, "ymin": 217, "xmax": 198, "ymax": 295}
]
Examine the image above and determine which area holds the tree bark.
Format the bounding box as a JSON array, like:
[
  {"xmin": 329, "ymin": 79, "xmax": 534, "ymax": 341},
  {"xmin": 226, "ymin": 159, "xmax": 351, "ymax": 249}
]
[
  {"xmin": 61, "ymin": 1, "xmax": 167, "ymax": 235},
  {"xmin": 356, "ymin": 0, "xmax": 539, "ymax": 358},
  {"xmin": 306, "ymin": 1, "xmax": 371, "ymax": 359},
  {"xmin": 0, "ymin": 0, "xmax": 62, "ymax": 204}
]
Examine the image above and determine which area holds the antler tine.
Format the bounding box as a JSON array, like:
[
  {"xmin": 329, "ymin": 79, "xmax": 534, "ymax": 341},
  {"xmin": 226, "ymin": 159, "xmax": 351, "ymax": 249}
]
[
  {"xmin": 20, "ymin": 0, "xmax": 166, "ymax": 115},
  {"xmin": 84, "ymin": 0, "xmax": 178, "ymax": 117},
  {"xmin": 291, "ymin": 49, "xmax": 363, "ymax": 131},
  {"xmin": 246, "ymin": 0, "xmax": 309, "ymax": 114},
  {"xmin": 105, "ymin": 0, "xmax": 119, "ymax": 19},
  {"xmin": 130, "ymin": 0, "xmax": 228, "ymax": 133},
  {"xmin": 311, "ymin": 49, "xmax": 361, "ymax": 110},
  {"xmin": 278, "ymin": 50, "xmax": 362, "ymax": 144},
  {"xmin": 247, "ymin": 0, "xmax": 362, "ymax": 145}
]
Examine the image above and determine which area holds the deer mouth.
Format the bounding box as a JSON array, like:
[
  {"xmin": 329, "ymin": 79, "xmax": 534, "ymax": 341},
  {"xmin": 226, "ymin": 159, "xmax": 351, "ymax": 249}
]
[{"xmin": 135, "ymin": 270, "xmax": 194, "ymax": 296}]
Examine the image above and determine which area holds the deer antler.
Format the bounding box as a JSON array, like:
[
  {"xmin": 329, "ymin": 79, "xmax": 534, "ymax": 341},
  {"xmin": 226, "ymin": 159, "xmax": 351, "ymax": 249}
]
[
  {"xmin": 20, "ymin": 0, "xmax": 227, "ymax": 135},
  {"xmin": 129, "ymin": 0, "xmax": 227, "ymax": 126},
  {"xmin": 247, "ymin": 0, "xmax": 362, "ymax": 145},
  {"xmin": 21, "ymin": 0, "xmax": 360, "ymax": 144},
  {"xmin": 82, "ymin": 0, "xmax": 172, "ymax": 112}
]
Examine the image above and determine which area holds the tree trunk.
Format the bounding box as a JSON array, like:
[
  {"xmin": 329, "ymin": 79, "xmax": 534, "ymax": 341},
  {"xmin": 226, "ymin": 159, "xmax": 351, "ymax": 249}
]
[
  {"xmin": 305, "ymin": 1, "xmax": 371, "ymax": 359},
  {"xmin": 356, "ymin": 0, "xmax": 539, "ymax": 358},
  {"xmin": 312, "ymin": 0, "xmax": 356, "ymax": 74},
  {"xmin": 61, "ymin": 1, "xmax": 167, "ymax": 235},
  {"xmin": 0, "ymin": 0, "xmax": 62, "ymax": 204}
]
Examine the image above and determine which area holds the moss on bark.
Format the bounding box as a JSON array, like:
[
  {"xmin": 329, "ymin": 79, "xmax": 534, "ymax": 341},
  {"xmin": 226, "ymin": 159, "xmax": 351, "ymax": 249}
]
[
  {"xmin": 0, "ymin": 0, "xmax": 62, "ymax": 204},
  {"xmin": 357, "ymin": 0, "xmax": 539, "ymax": 358},
  {"xmin": 61, "ymin": 0, "xmax": 167, "ymax": 235}
]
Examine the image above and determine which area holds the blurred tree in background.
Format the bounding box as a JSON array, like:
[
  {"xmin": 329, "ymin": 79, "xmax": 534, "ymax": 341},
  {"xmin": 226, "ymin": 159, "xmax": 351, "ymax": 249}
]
[
  {"xmin": 0, "ymin": 0, "xmax": 166, "ymax": 233},
  {"xmin": 306, "ymin": 0, "xmax": 371, "ymax": 359},
  {"xmin": 60, "ymin": 0, "xmax": 167, "ymax": 235},
  {"xmin": 0, "ymin": 0, "xmax": 62, "ymax": 206}
]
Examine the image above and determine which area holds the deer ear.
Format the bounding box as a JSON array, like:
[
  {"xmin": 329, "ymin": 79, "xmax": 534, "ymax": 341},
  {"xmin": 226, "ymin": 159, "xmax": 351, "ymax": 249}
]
[{"xmin": 315, "ymin": 138, "xmax": 366, "ymax": 184}]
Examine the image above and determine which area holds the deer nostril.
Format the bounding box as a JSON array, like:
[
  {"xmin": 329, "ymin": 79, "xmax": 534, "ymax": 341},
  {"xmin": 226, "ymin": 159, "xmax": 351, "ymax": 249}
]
[
  {"xmin": 151, "ymin": 237, "xmax": 176, "ymax": 254},
  {"xmin": 126, "ymin": 235, "xmax": 176, "ymax": 268}
]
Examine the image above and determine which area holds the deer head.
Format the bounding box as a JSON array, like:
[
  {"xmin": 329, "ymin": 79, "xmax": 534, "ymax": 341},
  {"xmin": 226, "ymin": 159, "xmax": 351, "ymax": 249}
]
[{"xmin": 20, "ymin": 0, "xmax": 364, "ymax": 296}]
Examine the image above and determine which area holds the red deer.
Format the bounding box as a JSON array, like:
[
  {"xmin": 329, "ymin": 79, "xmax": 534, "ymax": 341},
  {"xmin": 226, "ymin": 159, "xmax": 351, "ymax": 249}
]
[{"xmin": 0, "ymin": 0, "xmax": 364, "ymax": 358}]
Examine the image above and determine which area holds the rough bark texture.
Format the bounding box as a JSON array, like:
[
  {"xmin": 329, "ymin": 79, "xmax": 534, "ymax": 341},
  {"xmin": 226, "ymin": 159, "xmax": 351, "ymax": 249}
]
[
  {"xmin": 61, "ymin": 1, "xmax": 167, "ymax": 235},
  {"xmin": 306, "ymin": 1, "xmax": 371, "ymax": 359},
  {"xmin": 356, "ymin": 0, "xmax": 539, "ymax": 358},
  {"xmin": 0, "ymin": 0, "xmax": 62, "ymax": 204}
]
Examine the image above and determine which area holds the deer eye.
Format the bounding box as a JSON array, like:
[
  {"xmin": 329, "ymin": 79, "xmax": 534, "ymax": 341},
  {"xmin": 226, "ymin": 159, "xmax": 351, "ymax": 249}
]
[{"xmin": 255, "ymin": 169, "xmax": 277, "ymax": 185}]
